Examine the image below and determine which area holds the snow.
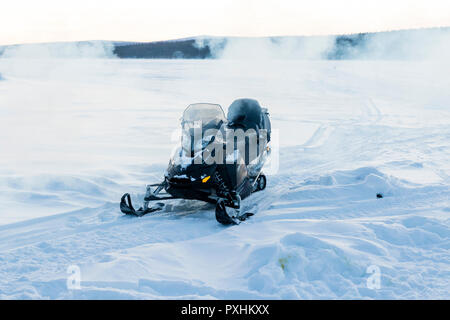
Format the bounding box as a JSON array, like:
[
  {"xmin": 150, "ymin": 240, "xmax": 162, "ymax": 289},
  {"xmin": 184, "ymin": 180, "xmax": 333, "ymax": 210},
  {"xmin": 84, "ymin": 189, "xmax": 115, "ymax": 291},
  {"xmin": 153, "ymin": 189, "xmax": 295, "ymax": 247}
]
[{"xmin": 0, "ymin": 58, "xmax": 449, "ymax": 299}]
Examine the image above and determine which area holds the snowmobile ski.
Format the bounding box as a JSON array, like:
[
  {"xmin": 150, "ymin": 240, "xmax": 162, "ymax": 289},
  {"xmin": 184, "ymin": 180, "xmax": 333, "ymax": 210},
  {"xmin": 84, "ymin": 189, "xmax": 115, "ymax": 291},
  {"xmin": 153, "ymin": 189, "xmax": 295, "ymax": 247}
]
[
  {"xmin": 215, "ymin": 199, "xmax": 254, "ymax": 225},
  {"xmin": 120, "ymin": 193, "xmax": 164, "ymax": 217}
]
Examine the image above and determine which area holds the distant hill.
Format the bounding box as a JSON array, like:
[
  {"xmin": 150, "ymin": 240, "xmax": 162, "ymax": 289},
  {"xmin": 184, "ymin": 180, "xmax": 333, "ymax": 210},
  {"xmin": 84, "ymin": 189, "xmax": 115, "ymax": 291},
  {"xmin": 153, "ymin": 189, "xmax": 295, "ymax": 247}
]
[
  {"xmin": 326, "ymin": 27, "xmax": 450, "ymax": 59},
  {"xmin": 1, "ymin": 27, "xmax": 449, "ymax": 59},
  {"xmin": 112, "ymin": 27, "xmax": 450, "ymax": 59},
  {"xmin": 113, "ymin": 39, "xmax": 213, "ymax": 59}
]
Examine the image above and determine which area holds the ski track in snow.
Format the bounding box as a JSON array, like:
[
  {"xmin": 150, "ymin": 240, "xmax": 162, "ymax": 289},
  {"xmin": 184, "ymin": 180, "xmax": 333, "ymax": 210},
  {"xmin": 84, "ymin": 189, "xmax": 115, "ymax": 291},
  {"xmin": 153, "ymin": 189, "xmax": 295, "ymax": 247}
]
[{"xmin": 0, "ymin": 59, "xmax": 449, "ymax": 299}]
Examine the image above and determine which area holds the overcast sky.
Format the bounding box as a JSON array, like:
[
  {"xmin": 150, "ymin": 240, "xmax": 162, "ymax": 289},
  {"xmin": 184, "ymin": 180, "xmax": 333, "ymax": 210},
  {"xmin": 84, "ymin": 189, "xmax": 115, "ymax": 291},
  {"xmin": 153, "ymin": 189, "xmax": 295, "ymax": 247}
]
[{"xmin": 1, "ymin": 0, "xmax": 449, "ymax": 45}]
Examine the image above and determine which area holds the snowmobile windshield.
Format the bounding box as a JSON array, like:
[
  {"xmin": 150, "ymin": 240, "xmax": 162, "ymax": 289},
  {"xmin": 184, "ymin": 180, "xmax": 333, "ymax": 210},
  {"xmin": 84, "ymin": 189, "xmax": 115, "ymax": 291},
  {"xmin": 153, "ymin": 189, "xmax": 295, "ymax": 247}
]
[
  {"xmin": 182, "ymin": 103, "xmax": 226, "ymax": 127},
  {"xmin": 181, "ymin": 103, "xmax": 226, "ymax": 155}
]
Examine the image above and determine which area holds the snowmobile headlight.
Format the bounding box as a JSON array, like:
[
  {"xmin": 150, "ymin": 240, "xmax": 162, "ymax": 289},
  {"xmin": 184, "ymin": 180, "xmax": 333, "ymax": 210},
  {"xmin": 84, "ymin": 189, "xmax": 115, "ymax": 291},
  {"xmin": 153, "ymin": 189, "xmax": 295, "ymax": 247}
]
[{"xmin": 202, "ymin": 176, "xmax": 211, "ymax": 183}]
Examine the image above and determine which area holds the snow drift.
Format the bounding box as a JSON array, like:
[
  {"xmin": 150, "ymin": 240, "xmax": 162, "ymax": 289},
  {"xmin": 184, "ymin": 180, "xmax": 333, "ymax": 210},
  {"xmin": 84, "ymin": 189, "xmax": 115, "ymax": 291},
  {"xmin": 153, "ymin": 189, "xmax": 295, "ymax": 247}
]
[{"xmin": 0, "ymin": 57, "xmax": 449, "ymax": 299}]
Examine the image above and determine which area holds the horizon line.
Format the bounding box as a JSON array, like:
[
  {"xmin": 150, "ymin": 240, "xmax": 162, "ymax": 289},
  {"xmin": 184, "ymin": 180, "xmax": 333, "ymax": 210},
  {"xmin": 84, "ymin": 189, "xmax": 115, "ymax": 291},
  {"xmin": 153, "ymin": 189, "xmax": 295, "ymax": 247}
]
[{"xmin": 1, "ymin": 25, "xmax": 449, "ymax": 47}]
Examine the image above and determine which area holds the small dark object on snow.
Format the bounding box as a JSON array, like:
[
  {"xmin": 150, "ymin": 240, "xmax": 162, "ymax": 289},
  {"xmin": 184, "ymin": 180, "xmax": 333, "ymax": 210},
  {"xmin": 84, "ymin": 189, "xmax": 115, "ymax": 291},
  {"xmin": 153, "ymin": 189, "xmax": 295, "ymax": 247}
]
[{"xmin": 376, "ymin": 193, "xmax": 383, "ymax": 198}]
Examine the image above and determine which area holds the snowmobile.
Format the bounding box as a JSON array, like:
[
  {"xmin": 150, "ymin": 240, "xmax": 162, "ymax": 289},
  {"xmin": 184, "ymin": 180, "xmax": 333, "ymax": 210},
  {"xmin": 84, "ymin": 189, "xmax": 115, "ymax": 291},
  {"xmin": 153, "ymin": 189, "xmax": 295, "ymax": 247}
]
[{"xmin": 120, "ymin": 98, "xmax": 271, "ymax": 225}]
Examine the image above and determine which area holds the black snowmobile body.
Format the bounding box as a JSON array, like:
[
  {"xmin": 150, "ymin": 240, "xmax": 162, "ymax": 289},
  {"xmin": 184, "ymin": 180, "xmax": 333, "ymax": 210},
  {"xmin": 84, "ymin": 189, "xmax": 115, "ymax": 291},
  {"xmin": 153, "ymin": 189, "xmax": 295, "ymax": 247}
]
[{"xmin": 120, "ymin": 99, "xmax": 271, "ymax": 225}]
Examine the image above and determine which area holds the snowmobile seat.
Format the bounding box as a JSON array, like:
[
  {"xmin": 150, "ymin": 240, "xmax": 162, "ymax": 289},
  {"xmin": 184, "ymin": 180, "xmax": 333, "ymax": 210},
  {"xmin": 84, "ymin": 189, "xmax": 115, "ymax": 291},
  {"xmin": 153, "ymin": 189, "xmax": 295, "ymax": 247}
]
[
  {"xmin": 227, "ymin": 98, "xmax": 262, "ymax": 131},
  {"xmin": 227, "ymin": 99, "xmax": 271, "ymax": 142},
  {"xmin": 227, "ymin": 98, "xmax": 271, "ymax": 139},
  {"xmin": 227, "ymin": 99, "xmax": 271, "ymax": 164}
]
